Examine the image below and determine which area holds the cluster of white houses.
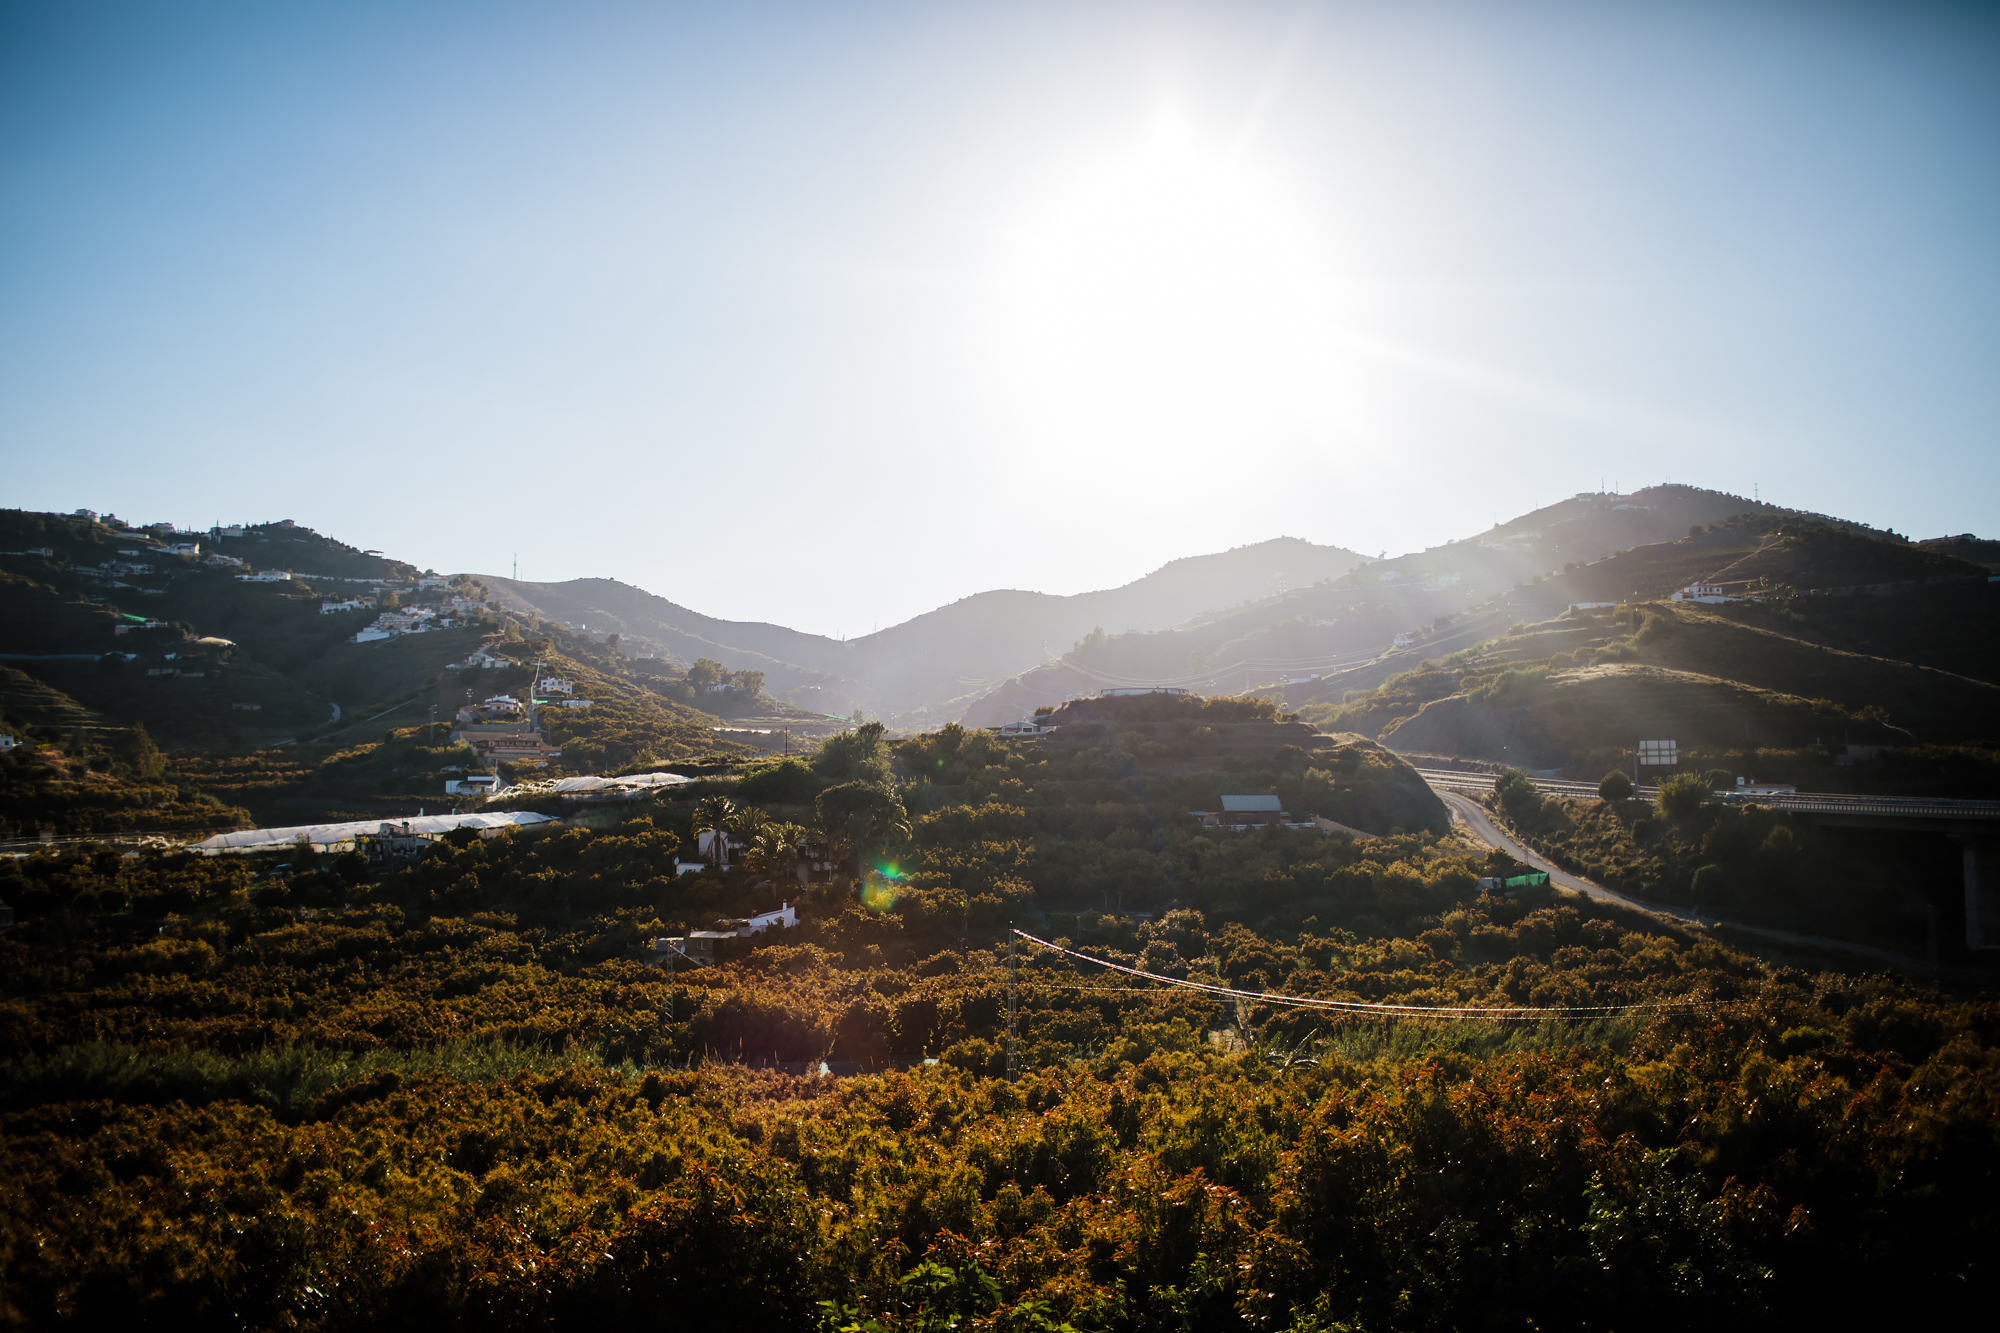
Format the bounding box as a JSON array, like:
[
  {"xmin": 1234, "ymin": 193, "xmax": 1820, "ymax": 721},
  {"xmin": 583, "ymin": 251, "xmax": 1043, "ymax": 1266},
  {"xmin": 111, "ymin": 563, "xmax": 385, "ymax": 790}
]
[{"xmin": 341, "ymin": 596, "xmax": 486, "ymax": 642}]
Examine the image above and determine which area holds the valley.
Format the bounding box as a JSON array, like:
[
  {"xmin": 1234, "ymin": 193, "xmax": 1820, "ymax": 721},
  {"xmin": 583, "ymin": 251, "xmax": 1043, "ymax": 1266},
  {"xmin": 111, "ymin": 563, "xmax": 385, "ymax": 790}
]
[{"xmin": 3, "ymin": 490, "xmax": 1996, "ymax": 1331}]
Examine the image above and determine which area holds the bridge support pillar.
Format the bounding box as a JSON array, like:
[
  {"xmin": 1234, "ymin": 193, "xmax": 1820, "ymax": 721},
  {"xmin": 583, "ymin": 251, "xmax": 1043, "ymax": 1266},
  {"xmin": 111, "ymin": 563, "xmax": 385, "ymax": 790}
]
[{"xmin": 1964, "ymin": 838, "xmax": 2000, "ymax": 952}]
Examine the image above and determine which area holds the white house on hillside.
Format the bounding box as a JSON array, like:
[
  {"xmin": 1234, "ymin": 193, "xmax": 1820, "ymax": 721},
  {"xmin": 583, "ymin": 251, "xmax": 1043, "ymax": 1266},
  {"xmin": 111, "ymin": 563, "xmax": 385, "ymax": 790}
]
[{"xmin": 1670, "ymin": 581, "xmax": 1735, "ymax": 604}]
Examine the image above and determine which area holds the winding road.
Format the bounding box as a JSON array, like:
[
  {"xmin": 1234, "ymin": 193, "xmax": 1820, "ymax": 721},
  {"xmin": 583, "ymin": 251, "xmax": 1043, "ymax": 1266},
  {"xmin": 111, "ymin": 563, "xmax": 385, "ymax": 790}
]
[{"xmin": 1433, "ymin": 787, "xmax": 1930, "ymax": 971}]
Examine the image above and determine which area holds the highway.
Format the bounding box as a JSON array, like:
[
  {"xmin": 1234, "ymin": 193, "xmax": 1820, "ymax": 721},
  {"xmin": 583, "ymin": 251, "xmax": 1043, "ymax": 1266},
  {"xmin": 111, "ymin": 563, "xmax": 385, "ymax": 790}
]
[
  {"xmin": 1429, "ymin": 782, "xmax": 1939, "ymax": 971},
  {"xmin": 1414, "ymin": 768, "xmax": 2000, "ymax": 824}
]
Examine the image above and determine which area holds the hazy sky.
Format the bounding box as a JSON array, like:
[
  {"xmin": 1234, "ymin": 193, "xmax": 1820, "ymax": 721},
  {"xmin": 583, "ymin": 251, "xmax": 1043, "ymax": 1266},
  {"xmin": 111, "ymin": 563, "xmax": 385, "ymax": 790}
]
[{"xmin": 4, "ymin": 0, "xmax": 1996, "ymax": 637}]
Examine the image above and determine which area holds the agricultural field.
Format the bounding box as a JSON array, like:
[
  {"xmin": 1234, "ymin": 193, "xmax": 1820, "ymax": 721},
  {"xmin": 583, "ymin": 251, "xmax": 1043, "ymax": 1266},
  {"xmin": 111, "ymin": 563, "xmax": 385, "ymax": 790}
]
[{"xmin": 2, "ymin": 697, "xmax": 1995, "ymax": 1329}]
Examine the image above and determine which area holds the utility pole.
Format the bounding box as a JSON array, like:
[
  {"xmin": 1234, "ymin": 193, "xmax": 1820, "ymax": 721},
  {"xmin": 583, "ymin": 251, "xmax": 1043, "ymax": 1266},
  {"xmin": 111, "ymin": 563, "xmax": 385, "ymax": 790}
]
[{"xmin": 1006, "ymin": 927, "xmax": 1017, "ymax": 1080}]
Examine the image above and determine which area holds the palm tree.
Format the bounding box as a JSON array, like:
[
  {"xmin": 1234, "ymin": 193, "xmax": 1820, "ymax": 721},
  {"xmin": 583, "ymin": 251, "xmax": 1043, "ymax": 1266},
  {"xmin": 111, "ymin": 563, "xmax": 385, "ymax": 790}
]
[
  {"xmin": 743, "ymin": 821, "xmax": 805, "ymax": 904},
  {"xmin": 728, "ymin": 804, "xmax": 771, "ymax": 841},
  {"xmin": 812, "ymin": 810, "xmax": 855, "ymax": 878},
  {"xmin": 865, "ymin": 801, "xmax": 911, "ymax": 853},
  {"xmin": 691, "ymin": 794, "xmax": 737, "ymax": 866}
]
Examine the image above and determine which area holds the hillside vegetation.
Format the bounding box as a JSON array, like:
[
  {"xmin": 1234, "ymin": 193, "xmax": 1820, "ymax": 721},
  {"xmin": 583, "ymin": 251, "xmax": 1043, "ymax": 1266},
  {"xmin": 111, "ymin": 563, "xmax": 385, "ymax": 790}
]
[
  {"xmin": 2, "ymin": 707, "xmax": 1995, "ymax": 1328},
  {"xmin": 1307, "ymin": 596, "xmax": 2000, "ymax": 790},
  {"xmin": 1477, "ymin": 772, "xmax": 1964, "ymax": 957}
]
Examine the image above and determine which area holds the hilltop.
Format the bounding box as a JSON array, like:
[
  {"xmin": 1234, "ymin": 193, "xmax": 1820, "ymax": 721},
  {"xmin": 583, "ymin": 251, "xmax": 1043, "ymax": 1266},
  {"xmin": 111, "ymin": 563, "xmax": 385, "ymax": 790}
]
[{"xmin": 953, "ymin": 485, "xmax": 1846, "ymax": 725}]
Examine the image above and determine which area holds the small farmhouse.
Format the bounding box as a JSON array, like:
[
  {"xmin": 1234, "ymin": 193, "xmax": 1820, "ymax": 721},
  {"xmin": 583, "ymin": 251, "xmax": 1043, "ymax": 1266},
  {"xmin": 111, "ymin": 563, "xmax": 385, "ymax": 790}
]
[
  {"xmin": 1671, "ymin": 581, "xmax": 1735, "ymax": 604},
  {"xmin": 1194, "ymin": 795, "xmax": 1291, "ymax": 828},
  {"xmin": 648, "ymin": 904, "xmax": 797, "ymax": 970},
  {"xmin": 357, "ymin": 821, "xmax": 435, "ymax": 865}
]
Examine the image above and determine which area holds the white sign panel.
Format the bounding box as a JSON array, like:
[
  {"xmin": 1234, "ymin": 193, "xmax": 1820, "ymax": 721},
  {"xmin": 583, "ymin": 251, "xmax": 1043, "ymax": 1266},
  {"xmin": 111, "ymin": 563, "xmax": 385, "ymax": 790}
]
[{"xmin": 1637, "ymin": 740, "xmax": 1678, "ymax": 767}]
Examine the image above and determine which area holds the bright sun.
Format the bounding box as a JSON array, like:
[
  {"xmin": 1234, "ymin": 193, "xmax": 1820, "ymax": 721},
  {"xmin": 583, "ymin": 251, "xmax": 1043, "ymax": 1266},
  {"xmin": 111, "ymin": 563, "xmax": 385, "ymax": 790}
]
[{"xmin": 989, "ymin": 111, "xmax": 1347, "ymax": 449}]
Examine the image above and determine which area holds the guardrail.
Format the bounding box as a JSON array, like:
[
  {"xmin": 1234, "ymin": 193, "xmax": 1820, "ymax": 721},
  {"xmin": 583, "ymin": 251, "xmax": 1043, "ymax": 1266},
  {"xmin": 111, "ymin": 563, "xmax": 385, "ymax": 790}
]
[
  {"xmin": 1415, "ymin": 769, "xmax": 1659, "ymax": 799},
  {"xmin": 1713, "ymin": 792, "xmax": 2000, "ymax": 820},
  {"xmin": 1416, "ymin": 769, "xmax": 2000, "ymax": 822}
]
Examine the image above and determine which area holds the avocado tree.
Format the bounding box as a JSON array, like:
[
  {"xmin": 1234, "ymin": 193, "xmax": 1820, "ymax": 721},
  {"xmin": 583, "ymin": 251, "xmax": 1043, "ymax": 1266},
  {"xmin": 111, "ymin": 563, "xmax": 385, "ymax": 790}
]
[{"xmin": 815, "ymin": 780, "xmax": 908, "ymax": 874}]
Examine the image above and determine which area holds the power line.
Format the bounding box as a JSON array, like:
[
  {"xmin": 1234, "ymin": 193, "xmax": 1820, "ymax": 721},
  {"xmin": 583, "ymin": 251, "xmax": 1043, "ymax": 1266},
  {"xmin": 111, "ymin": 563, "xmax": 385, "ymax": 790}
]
[{"xmin": 1010, "ymin": 930, "xmax": 1716, "ymax": 1021}]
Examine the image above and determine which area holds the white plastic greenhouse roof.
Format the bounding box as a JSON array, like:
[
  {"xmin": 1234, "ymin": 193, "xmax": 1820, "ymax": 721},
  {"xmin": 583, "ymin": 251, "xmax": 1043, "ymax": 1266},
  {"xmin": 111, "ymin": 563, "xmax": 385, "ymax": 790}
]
[
  {"xmin": 190, "ymin": 810, "xmax": 558, "ymax": 854},
  {"xmin": 512, "ymin": 771, "xmax": 694, "ymax": 795}
]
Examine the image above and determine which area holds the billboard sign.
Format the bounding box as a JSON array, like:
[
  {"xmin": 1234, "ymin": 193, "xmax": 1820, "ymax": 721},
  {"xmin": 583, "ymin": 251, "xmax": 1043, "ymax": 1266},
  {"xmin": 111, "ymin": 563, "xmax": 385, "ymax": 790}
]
[{"xmin": 1637, "ymin": 740, "xmax": 1678, "ymax": 767}]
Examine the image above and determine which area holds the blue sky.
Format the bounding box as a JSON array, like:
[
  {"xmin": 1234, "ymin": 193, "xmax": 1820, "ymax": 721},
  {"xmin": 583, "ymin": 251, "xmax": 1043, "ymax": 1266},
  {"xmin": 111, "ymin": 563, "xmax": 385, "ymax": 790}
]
[{"xmin": 3, "ymin": 0, "xmax": 1995, "ymax": 636}]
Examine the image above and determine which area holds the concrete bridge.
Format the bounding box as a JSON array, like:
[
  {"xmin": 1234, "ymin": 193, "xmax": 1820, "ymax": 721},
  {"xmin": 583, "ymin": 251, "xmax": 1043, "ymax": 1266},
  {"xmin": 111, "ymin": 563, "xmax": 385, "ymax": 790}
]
[{"xmin": 1416, "ymin": 768, "xmax": 2000, "ymax": 951}]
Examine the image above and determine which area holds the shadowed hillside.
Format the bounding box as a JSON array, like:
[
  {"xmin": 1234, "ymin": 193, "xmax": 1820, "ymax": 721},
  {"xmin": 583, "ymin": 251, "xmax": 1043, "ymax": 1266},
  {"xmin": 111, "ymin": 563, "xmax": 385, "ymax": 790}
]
[{"xmin": 1384, "ymin": 661, "xmax": 1911, "ymax": 769}]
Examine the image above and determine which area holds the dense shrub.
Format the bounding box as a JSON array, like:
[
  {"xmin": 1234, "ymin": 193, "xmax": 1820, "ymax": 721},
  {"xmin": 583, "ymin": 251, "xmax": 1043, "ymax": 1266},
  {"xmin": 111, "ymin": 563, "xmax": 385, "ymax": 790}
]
[{"xmin": 1657, "ymin": 772, "xmax": 1711, "ymax": 816}]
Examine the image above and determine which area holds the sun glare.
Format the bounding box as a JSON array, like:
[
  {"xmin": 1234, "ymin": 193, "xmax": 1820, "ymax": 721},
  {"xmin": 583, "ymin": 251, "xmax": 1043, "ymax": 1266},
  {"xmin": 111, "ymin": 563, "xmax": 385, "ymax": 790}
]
[{"xmin": 990, "ymin": 111, "xmax": 1348, "ymax": 449}]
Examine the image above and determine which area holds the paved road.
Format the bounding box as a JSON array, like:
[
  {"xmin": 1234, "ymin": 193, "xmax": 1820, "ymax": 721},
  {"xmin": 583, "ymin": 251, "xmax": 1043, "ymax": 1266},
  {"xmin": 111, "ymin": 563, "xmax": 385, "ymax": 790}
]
[
  {"xmin": 1437, "ymin": 790, "xmax": 1659, "ymax": 914},
  {"xmin": 1420, "ymin": 769, "xmax": 1658, "ymax": 802},
  {"xmin": 1433, "ymin": 787, "xmax": 1931, "ymax": 971},
  {"xmin": 1418, "ymin": 768, "xmax": 2000, "ymax": 824}
]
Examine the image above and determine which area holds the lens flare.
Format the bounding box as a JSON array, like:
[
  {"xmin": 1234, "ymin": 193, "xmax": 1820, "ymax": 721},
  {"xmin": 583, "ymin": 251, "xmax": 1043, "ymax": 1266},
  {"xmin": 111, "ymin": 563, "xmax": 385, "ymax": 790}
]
[{"xmin": 860, "ymin": 869, "xmax": 901, "ymax": 914}]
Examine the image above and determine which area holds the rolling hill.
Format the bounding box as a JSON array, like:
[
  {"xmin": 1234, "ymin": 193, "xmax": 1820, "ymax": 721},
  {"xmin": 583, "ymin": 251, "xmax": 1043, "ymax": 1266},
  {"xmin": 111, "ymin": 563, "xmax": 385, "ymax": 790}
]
[
  {"xmin": 480, "ymin": 535, "xmax": 1366, "ymax": 720},
  {"xmin": 5, "ymin": 494, "xmax": 1993, "ymax": 801},
  {"xmin": 952, "ymin": 485, "xmax": 1818, "ymax": 725},
  {"xmin": 1309, "ymin": 588, "xmax": 2000, "ymax": 788}
]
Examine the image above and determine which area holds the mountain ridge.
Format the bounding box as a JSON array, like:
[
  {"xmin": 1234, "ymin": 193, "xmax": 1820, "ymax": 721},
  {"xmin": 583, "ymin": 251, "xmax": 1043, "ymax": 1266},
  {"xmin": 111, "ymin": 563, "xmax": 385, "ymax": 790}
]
[{"xmin": 475, "ymin": 535, "xmax": 1366, "ymax": 719}]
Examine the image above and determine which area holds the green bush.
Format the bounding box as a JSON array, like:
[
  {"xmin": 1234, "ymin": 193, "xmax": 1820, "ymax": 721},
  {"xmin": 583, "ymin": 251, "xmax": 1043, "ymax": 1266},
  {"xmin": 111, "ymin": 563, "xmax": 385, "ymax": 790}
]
[
  {"xmin": 1656, "ymin": 773, "xmax": 1710, "ymax": 817},
  {"xmin": 1598, "ymin": 771, "xmax": 1634, "ymax": 803},
  {"xmin": 735, "ymin": 759, "xmax": 820, "ymax": 806}
]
